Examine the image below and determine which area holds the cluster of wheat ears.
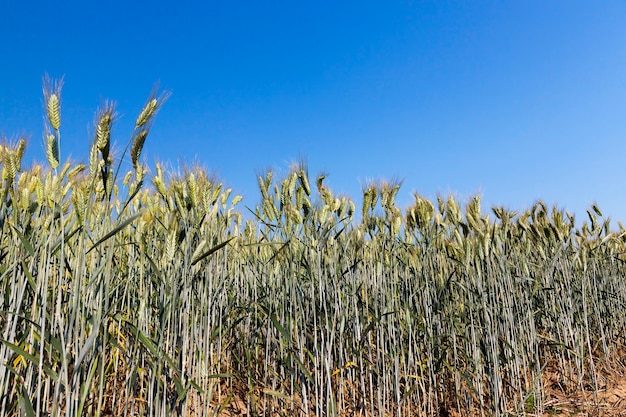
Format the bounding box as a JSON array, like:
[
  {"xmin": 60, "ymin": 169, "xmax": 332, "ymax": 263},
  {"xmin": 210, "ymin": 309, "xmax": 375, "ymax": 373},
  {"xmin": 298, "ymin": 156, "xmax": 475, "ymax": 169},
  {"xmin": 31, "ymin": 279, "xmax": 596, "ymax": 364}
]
[{"xmin": 1, "ymin": 78, "xmax": 626, "ymax": 417}]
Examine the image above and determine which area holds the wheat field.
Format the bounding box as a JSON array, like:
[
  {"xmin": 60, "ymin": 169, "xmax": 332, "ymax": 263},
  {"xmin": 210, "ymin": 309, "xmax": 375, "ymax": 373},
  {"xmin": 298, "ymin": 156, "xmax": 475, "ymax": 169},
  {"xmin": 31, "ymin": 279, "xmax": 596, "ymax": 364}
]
[{"xmin": 1, "ymin": 79, "xmax": 626, "ymax": 416}]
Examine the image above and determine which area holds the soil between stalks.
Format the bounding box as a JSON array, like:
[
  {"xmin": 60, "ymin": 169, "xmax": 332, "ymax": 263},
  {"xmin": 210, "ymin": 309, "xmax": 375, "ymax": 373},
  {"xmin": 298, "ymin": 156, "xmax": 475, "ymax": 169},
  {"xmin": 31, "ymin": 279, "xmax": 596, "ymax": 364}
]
[
  {"xmin": 181, "ymin": 352, "xmax": 626, "ymax": 417},
  {"xmin": 538, "ymin": 354, "xmax": 626, "ymax": 417}
]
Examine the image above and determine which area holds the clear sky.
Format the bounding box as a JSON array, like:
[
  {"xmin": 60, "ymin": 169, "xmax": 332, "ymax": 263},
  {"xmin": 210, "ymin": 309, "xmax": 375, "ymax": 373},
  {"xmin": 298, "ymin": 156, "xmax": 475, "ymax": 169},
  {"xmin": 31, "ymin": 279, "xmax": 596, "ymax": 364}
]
[{"xmin": 2, "ymin": 1, "xmax": 626, "ymax": 223}]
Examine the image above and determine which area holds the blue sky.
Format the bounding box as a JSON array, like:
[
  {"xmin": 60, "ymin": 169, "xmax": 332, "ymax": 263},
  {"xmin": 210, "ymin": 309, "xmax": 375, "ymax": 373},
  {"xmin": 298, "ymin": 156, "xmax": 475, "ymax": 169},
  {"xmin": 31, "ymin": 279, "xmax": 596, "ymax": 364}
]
[{"xmin": 2, "ymin": 1, "xmax": 626, "ymax": 223}]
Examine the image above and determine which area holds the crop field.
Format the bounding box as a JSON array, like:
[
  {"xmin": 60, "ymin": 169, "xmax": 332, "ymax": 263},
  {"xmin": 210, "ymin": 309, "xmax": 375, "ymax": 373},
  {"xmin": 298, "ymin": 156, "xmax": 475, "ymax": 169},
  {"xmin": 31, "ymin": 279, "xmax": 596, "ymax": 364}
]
[{"xmin": 2, "ymin": 80, "xmax": 626, "ymax": 416}]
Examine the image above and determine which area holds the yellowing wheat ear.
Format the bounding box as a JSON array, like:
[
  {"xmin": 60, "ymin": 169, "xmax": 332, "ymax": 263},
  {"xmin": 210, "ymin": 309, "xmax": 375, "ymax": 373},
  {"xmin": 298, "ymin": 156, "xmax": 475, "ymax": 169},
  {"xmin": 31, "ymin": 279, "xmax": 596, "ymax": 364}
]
[
  {"xmin": 136, "ymin": 98, "xmax": 157, "ymax": 128},
  {"xmin": 131, "ymin": 129, "xmax": 148, "ymax": 169},
  {"xmin": 47, "ymin": 93, "xmax": 60, "ymax": 130},
  {"xmin": 136, "ymin": 87, "xmax": 170, "ymax": 128},
  {"xmin": 43, "ymin": 75, "xmax": 63, "ymax": 170},
  {"xmin": 16, "ymin": 137, "xmax": 26, "ymax": 163},
  {"xmin": 127, "ymin": 88, "xmax": 169, "ymax": 176},
  {"xmin": 43, "ymin": 75, "xmax": 62, "ymax": 131},
  {"xmin": 95, "ymin": 103, "xmax": 115, "ymax": 155},
  {"xmin": 46, "ymin": 132, "xmax": 59, "ymax": 169}
]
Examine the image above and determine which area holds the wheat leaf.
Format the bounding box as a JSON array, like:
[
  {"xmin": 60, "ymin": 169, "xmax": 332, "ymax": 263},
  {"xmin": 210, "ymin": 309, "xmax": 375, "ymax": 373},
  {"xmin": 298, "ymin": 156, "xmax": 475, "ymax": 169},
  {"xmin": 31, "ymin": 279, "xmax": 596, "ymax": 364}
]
[{"xmin": 87, "ymin": 212, "xmax": 142, "ymax": 253}]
